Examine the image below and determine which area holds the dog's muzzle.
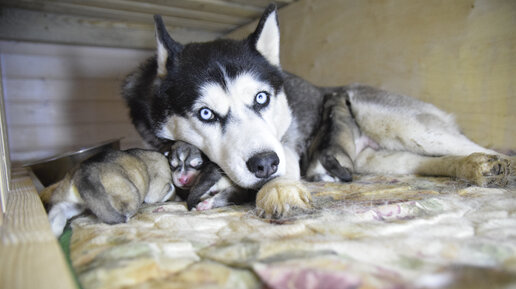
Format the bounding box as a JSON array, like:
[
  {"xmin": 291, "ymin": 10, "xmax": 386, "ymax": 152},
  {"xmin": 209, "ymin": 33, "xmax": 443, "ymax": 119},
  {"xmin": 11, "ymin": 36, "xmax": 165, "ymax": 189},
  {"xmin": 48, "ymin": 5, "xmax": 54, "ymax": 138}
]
[{"xmin": 246, "ymin": 151, "xmax": 279, "ymax": 179}]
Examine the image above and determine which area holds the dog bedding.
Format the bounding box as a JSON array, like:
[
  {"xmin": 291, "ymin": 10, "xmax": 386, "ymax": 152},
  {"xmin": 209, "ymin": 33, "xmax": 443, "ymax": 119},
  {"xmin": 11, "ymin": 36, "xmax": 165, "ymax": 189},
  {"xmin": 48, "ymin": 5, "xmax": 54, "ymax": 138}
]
[{"xmin": 66, "ymin": 175, "xmax": 516, "ymax": 289}]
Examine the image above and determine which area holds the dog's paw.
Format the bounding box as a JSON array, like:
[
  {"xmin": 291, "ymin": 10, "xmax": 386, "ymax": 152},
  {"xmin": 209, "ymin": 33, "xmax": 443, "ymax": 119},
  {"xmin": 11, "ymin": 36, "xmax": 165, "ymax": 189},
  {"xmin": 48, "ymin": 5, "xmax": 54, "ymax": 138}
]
[
  {"xmin": 196, "ymin": 197, "xmax": 215, "ymax": 211},
  {"xmin": 306, "ymin": 152, "xmax": 353, "ymax": 183},
  {"xmin": 457, "ymin": 153, "xmax": 511, "ymax": 187},
  {"xmin": 255, "ymin": 178, "xmax": 311, "ymax": 218}
]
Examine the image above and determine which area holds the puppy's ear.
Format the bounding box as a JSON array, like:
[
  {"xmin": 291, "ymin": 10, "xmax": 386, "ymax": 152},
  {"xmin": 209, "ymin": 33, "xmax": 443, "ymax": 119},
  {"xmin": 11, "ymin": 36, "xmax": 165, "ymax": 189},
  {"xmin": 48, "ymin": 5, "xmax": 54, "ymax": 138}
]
[
  {"xmin": 154, "ymin": 15, "xmax": 183, "ymax": 78},
  {"xmin": 248, "ymin": 4, "xmax": 280, "ymax": 67}
]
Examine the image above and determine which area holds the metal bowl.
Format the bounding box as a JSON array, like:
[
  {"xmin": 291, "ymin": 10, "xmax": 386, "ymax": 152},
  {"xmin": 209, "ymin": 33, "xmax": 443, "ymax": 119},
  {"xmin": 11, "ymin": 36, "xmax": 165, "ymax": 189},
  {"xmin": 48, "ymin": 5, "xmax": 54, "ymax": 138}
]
[{"xmin": 24, "ymin": 138, "xmax": 121, "ymax": 189}]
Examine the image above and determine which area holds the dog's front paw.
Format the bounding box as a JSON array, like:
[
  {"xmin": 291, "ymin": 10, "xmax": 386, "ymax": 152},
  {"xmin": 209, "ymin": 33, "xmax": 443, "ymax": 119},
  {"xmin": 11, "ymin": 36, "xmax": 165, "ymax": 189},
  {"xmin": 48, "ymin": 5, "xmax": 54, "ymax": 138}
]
[
  {"xmin": 457, "ymin": 153, "xmax": 511, "ymax": 187},
  {"xmin": 255, "ymin": 178, "xmax": 311, "ymax": 218}
]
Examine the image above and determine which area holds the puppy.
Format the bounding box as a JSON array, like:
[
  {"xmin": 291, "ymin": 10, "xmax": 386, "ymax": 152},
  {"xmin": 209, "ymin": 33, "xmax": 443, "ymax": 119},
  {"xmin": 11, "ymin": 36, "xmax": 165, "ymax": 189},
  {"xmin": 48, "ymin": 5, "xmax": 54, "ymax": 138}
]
[
  {"xmin": 41, "ymin": 148, "xmax": 174, "ymax": 236},
  {"xmin": 163, "ymin": 141, "xmax": 254, "ymax": 210}
]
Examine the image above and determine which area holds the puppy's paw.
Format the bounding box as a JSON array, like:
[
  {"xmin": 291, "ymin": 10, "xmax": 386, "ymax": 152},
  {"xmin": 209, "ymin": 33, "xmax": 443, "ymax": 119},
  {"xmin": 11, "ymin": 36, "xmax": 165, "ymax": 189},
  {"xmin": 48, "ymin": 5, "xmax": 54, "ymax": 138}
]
[
  {"xmin": 256, "ymin": 178, "xmax": 311, "ymax": 218},
  {"xmin": 196, "ymin": 197, "xmax": 215, "ymax": 211},
  {"xmin": 458, "ymin": 153, "xmax": 510, "ymax": 187}
]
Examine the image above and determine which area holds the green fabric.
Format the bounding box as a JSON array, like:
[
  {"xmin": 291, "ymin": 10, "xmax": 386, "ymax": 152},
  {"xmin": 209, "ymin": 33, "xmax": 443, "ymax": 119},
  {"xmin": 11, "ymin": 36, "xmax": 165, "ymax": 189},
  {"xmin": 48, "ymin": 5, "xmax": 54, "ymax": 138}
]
[{"xmin": 59, "ymin": 224, "xmax": 82, "ymax": 289}]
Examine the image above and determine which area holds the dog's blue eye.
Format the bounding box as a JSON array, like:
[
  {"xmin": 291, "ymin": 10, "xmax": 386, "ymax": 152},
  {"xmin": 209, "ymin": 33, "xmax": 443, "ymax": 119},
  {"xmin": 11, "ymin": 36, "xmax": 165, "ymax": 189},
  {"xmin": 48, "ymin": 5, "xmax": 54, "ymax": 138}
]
[
  {"xmin": 255, "ymin": 91, "xmax": 270, "ymax": 106},
  {"xmin": 198, "ymin": 108, "xmax": 215, "ymax": 121}
]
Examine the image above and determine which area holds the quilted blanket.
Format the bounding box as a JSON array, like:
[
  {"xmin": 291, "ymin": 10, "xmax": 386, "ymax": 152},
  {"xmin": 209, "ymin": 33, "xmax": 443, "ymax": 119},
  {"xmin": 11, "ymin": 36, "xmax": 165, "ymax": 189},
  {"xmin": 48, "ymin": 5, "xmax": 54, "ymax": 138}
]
[{"xmin": 67, "ymin": 175, "xmax": 516, "ymax": 289}]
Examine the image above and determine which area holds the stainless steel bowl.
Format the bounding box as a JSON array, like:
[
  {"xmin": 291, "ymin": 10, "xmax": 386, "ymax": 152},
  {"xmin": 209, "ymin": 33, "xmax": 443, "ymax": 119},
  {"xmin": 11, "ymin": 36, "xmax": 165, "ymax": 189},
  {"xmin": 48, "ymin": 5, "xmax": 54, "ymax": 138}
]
[{"xmin": 24, "ymin": 138, "xmax": 121, "ymax": 189}]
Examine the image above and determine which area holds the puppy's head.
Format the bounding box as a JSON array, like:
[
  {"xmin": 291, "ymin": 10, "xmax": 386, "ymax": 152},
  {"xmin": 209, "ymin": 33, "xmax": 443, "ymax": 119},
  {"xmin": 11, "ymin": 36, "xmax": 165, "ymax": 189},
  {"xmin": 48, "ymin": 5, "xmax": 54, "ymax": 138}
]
[{"xmin": 152, "ymin": 5, "xmax": 292, "ymax": 189}]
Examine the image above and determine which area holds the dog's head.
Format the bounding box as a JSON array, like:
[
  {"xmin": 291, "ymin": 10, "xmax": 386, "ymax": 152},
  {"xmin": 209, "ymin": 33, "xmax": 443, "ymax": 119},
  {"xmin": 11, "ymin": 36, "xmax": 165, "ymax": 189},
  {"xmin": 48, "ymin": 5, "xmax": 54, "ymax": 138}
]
[{"xmin": 153, "ymin": 4, "xmax": 292, "ymax": 189}]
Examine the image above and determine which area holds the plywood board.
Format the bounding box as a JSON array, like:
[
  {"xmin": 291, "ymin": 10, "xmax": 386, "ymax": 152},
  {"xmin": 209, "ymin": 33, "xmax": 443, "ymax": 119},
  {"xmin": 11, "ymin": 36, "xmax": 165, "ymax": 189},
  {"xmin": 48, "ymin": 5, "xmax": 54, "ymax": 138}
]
[
  {"xmin": 0, "ymin": 169, "xmax": 75, "ymax": 289},
  {"xmin": 1, "ymin": 41, "xmax": 149, "ymax": 163},
  {"xmin": 227, "ymin": 0, "xmax": 516, "ymax": 152}
]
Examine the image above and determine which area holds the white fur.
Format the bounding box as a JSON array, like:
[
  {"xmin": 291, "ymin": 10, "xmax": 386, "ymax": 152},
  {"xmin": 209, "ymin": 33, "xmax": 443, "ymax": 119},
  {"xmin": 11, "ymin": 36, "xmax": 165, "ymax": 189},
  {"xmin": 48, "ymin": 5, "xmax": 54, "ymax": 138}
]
[
  {"xmin": 155, "ymin": 34, "xmax": 168, "ymax": 78},
  {"xmin": 48, "ymin": 202, "xmax": 84, "ymax": 237},
  {"xmin": 158, "ymin": 72, "xmax": 294, "ymax": 188},
  {"xmin": 348, "ymin": 94, "xmax": 497, "ymax": 156},
  {"xmin": 255, "ymin": 10, "xmax": 280, "ymax": 66}
]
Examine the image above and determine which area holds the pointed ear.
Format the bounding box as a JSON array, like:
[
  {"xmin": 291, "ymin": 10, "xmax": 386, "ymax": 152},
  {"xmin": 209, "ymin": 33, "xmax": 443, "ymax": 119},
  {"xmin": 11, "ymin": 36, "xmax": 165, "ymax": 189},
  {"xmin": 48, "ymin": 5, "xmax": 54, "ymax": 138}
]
[
  {"xmin": 154, "ymin": 15, "xmax": 183, "ymax": 78},
  {"xmin": 249, "ymin": 4, "xmax": 280, "ymax": 66}
]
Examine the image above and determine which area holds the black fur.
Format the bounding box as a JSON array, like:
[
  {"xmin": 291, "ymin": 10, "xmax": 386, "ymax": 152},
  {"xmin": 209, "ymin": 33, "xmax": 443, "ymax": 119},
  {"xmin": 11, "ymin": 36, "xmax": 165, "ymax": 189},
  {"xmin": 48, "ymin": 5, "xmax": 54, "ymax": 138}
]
[
  {"xmin": 122, "ymin": 4, "xmax": 352, "ymax": 185},
  {"xmin": 123, "ymin": 32, "xmax": 284, "ymax": 150},
  {"xmin": 186, "ymin": 162, "xmax": 223, "ymax": 210}
]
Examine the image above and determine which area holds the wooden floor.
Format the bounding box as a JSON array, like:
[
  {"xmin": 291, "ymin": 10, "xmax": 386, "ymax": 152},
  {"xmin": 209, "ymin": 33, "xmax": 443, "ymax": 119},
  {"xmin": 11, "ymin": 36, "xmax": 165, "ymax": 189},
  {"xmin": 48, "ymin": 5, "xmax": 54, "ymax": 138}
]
[{"xmin": 0, "ymin": 168, "xmax": 75, "ymax": 289}]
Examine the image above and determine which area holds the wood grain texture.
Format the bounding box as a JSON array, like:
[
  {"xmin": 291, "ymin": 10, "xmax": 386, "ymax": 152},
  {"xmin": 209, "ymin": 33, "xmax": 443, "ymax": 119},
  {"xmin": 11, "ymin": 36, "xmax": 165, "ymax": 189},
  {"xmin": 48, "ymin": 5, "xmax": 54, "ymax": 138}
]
[
  {"xmin": 0, "ymin": 7, "xmax": 220, "ymax": 49},
  {"xmin": 0, "ymin": 169, "xmax": 75, "ymax": 289},
  {"xmin": 227, "ymin": 0, "xmax": 516, "ymax": 152},
  {"xmin": 1, "ymin": 41, "xmax": 148, "ymax": 164},
  {"xmin": 0, "ymin": 56, "xmax": 9, "ymax": 218}
]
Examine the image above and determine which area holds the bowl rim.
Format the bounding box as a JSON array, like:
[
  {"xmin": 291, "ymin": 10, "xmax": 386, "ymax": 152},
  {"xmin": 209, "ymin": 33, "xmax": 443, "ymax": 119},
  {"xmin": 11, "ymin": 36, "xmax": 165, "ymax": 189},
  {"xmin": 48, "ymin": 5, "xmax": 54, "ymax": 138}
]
[{"xmin": 22, "ymin": 138, "xmax": 122, "ymax": 167}]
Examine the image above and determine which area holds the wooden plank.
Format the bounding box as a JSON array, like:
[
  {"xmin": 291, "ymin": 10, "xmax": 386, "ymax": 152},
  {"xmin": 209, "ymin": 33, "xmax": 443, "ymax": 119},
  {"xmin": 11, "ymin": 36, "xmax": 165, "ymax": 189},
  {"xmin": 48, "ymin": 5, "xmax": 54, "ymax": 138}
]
[
  {"xmin": 0, "ymin": 8, "xmax": 220, "ymax": 49},
  {"xmin": 4, "ymin": 78, "xmax": 125, "ymax": 101},
  {"xmin": 9, "ymin": 122, "xmax": 138, "ymax": 150},
  {"xmin": 226, "ymin": 0, "xmax": 293, "ymax": 8},
  {"xmin": 0, "ymin": 40, "xmax": 153, "ymax": 58},
  {"xmin": 7, "ymin": 100, "xmax": 130, "ymax": 125},
  {"xmin": 1, "ymin": 53, "xmax": 143, "ymax": 79},
  {"xmin": 127, "ymin": 0, "xmax": 264, "ymax": 18},
  {"xmin": 52, "ymin": 0, "xmax": 247, "ymax": 25},
  {"xmin": 0, "ymin": 57, "xmax": 8, "ymax": 219},
  {"xmin": 1, "ymin": 1, "xmax": 233, "ymax": 32},
  {"xmin": 0, "ymin": 170, "xmax": 76, "ymax": 289}
]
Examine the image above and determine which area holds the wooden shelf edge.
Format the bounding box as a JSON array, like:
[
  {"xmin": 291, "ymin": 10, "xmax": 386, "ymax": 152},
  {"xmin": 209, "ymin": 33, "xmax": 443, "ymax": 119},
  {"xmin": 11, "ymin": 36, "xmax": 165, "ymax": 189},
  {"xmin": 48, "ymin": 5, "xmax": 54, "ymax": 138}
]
[{"xmin": 0, "ymin": 168, "xmax": 76, "ymax": 289}]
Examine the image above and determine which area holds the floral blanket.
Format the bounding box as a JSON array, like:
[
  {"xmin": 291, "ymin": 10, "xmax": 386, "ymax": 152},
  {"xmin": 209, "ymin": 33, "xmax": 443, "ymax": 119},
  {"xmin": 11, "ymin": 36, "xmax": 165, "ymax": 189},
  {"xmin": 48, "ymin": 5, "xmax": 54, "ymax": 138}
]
[{"xmin": 68, "ymin": 175, "xmax": 516, "ymax": 289}]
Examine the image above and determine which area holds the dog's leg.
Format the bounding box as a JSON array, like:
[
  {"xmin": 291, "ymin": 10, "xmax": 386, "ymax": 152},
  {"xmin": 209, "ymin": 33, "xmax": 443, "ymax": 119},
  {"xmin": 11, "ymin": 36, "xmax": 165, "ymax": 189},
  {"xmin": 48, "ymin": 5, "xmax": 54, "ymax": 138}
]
[
  {"xmin": 48, "ymin": 202, "xmax": 85, "ymax": 237},
  {"xmin": 186, "ymin": 162, "xmax": 224, "ymax": 210},
  {"xmin": 305, "ymin": 91, "xmax": 363, "ymax": 182},
  {"xmin": 256, "ymin": 146, "xmax": 311, "ymax": 218},
  {"xmin": 195, "ymin": 180, "xmax": 253, "ymax": 211},
  {"xmin": 355, "ymin": 148, "xmax": 511, "ymax": 187}
]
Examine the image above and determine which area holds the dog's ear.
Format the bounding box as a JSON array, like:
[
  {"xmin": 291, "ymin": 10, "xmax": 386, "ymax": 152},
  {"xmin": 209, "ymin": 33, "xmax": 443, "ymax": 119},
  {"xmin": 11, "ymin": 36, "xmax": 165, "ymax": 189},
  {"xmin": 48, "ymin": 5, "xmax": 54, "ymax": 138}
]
[
  {"xmin": 154, "ymin": 15, "xmax": 183, "ymax": 78},
  {"xmin": 249, "ymin": 4, "xmax": 280, "ymax": 66}
]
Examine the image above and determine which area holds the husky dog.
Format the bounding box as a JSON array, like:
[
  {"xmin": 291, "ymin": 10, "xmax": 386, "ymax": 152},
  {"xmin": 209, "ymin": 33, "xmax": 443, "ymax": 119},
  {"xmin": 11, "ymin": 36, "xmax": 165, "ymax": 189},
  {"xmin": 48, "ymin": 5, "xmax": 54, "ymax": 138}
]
[
  {"xmin": 41, "ymin": 149, "xmax": 175, "ymax": 236},
  {"xmin": 163, "ymin": 140, "xmax": 253, "ymax": 210},
  {"xmin": 122, "ymin": 4, "xmax": 512, "ymax": 218}
]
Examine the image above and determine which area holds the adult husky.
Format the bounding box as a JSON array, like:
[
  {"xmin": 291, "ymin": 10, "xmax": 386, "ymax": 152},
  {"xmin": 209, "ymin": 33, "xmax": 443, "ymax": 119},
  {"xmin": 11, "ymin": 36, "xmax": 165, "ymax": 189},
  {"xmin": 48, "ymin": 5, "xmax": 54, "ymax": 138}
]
[{"xmin": 123, "ymin": 4, "xmax": 512, "ymax": 218}]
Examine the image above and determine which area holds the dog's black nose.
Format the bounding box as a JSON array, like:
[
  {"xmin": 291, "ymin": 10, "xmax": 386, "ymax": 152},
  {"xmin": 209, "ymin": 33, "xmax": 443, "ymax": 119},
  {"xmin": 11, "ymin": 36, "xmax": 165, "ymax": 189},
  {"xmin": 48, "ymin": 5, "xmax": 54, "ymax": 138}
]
[{"xmin": 246, "ymin": 151, "xmax": 279, "ymax": 179}]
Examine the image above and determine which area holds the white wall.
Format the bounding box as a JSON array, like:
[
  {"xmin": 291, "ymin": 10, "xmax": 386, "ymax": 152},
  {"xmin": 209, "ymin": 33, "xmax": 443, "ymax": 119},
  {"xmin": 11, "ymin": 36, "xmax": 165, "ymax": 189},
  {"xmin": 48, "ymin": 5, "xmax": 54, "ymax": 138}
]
[{"xmin": 0, "ymin": 41, "xmax": 152, "ymax": 164}]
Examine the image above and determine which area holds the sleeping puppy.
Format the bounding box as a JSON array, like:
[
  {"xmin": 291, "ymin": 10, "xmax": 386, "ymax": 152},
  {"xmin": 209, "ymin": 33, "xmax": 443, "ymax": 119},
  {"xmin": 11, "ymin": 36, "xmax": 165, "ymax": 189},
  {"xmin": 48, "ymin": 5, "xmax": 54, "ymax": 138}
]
[
  {"xmin": 41, "ymin": 148, "xmax": 175, "ymax": 236},
  {"xmin": 164, "ymin": 141, "xmax": 254, "ymax": 210}
]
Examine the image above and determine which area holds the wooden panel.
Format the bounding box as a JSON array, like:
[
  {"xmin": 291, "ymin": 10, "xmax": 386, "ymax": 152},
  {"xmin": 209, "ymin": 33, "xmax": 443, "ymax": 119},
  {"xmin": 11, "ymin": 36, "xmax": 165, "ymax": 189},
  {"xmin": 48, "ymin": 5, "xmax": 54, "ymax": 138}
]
[
  {"xmin": 0, "ymin": 58, "xmax": 8, "ymax": 218},
  {"xmin": 2, "ymin": 53, "xmax": 147, "ymax": 80},
  {"xmin": 0, "ymin": 169, "xmax": 75, "ymax": 289},
  {"xmin": 0, "ymin": 40, "xmax": 153, "ymax": 58},
  {"xmin": 10, "ymin": 122, "xmax": 140, "ymax": 151},
  {"xmin": 2, "ymin": 1, "xmax": 233, "ymax": 31},
  {"xmin": 126, "ymin": 0, "xmax": 264, "ymax": 18},
  {"xmin": 52, "ymin": 0, "xmax": 247, "ymax": 24},
  {"xmin": 226, "ymin": 0, "xmax": 294, "ymax": 8},
  {"xmin": 8, "ymin": 101, "xmax": 130, "ymax": 125},
  {"xmin": 4, "ymin": 78, "xmax": 122, "ymax": 101},
  {"xmin": 227, "ymin": 0, "xmax": 516, "ymax": 152},
  {"xmin": 0, "ymin": 8, "xmax": 220, "ymax": 49},
  {"xmin": 1, "ymin": 41, "xmax": 150, "ymax": 163}
]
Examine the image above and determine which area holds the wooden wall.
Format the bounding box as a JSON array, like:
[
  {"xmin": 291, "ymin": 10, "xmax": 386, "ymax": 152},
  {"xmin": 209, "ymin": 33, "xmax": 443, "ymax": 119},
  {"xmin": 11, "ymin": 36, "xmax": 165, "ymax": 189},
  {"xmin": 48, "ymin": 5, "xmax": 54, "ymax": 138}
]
[
  {"xmin": 2, "ymin": 0, "xmax": 514, "ymax": 165},
  {"xmin": 0, "ymin": 41, "xmax": 151, "ymax": 164},
  {"xmin": 228, "ymin": 0, "xmax": 516, "ymax": 152}
]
